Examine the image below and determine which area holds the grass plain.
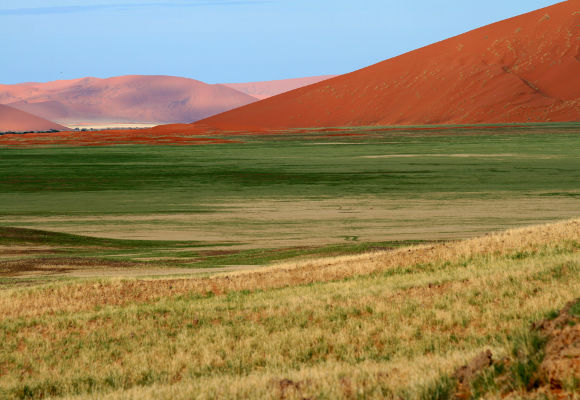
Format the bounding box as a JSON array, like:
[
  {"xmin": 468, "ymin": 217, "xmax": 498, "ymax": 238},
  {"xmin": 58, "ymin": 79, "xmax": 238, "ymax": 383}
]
[
  {"xmin": 0, "ymin": 124, "xmax": 578, "ymax": 246},
  {"xmin": 0, "ymin": 124, "xmax": 578, "ymax": 283},
  {"xmin": 0, "ymin": 124, "xmax": 578, "ymax": 398}
]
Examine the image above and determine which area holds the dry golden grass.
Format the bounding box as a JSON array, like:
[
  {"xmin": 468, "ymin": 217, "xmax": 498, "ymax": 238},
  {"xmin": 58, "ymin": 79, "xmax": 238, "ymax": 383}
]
[
  {"xmin": 1, "ymin": 219, "xmax": 577, "ymax": 319},
  {"xmin": 0, "ymin": 219, "xmax": 578, "ymax": 399}
]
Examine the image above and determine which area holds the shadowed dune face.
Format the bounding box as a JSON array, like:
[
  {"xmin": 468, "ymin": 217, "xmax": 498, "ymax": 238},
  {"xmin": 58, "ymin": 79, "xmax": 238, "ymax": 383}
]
[
  {"xmin": 0, "ymin": 75, "xmax": 258, "ymax": 125},
  {"xmin": 222, "ymin": 75, "xmax": 336, "ymax": 100},
  {"xmin": 194, "ymin": 1, "xmax": 580, "ymax": 131},
  {"xmin": 0, "ymin": 104, "xmax": 68, "ymax": 132}
]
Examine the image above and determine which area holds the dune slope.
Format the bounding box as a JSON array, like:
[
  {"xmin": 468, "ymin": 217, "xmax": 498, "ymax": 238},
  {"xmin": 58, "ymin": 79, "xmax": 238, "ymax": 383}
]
[
  {"xmin": 0, "ymin": 104, "xmax": 68, "ymax": 132},
  {"xmin": 222, "ymin": 75, "xmax": 336, "ymax": 100},
  {"xmin": 195, "ymin": 1, "xmax": 579, "ymax": 131},
  {"xmin": 0, "ymin": 75, "xmax": 258, "ymax": 125}
]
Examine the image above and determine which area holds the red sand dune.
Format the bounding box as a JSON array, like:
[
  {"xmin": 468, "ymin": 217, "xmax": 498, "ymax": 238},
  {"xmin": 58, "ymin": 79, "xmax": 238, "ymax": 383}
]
[
  {"xmin": 193, "ymin": 1, "xmax": 579, "ymax": 131},
  {"xmin": 0, "ymin": 75, "xmax": 258, "ymax": 125},
  {"xmin": 0, "ymin": 104, "xmax": 68, "ymax": 132},
  {"xmin": 222, "ymin": 75, "xmax": 336, "ymax": 100}
]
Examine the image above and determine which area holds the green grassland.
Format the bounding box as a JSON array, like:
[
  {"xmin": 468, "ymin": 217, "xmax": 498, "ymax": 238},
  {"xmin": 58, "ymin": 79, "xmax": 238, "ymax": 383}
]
[
  {"xmin": 0, "ymin": 124, "xmax": 578, "ymax": 282},
  {"xmin": 0, "ymin": 124, "xmax": 579, "ymax": 246},
  {"xmin": 2, "ymin": 125, "xmax": 579, "ymax": 201}
]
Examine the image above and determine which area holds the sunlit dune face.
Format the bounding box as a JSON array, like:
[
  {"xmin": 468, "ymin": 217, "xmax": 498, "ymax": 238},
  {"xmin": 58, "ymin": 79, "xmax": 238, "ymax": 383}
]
[{"xmin": 194, "ymin": 2, "xmax": 580, "ymax": 131}]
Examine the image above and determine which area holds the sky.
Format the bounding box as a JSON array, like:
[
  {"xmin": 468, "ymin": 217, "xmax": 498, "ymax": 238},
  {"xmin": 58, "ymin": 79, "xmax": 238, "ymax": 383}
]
[{"xmin": 0, "ymin": 0, "xmax": 563, "ymax": 84}]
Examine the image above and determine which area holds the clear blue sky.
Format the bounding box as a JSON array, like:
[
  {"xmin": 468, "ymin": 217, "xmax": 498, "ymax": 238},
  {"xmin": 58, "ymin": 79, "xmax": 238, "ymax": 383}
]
[{"xmin": 1, "ymin": 0, "xmax": 562, "ymax": 84}]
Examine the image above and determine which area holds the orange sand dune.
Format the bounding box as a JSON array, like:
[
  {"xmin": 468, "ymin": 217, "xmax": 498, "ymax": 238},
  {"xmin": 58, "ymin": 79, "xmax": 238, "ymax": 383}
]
[
  {"xmin": 0, "ymin": 104, "xmax": 68, "ymax": 132},
  {"xmin": 193, "ymin": 1, "xmax": 579, "ymax": 131},
  {"xmin": 222, "ymin": 75, "xmax": 336, "ymax": 100},
  {"xmin": 0, "ymin": 75, "xmax": 258, "ymax": 125}
]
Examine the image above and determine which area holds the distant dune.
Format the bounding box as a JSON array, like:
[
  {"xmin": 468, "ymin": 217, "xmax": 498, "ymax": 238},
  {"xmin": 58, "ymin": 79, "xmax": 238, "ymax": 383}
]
[
  {"xmin": 222, "ymin": 76, "xmax": 336, "ymax": 100},
  {"xmin": 0, "ymin": 104, "xmax": 68, "ymax": 132},
  {"xmin": 0, "ymin": 75, "xmax": 258, "ymax": 125},
  {"xmin": 193, "ymin": 1, "xmax": 579, "ymax": 131}
]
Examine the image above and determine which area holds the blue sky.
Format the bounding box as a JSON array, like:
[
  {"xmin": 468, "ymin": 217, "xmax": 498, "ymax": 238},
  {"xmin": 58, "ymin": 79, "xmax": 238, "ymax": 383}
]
[{"xmin": 1, "ymin": 0, "xmax": 562, "ymax": 84}]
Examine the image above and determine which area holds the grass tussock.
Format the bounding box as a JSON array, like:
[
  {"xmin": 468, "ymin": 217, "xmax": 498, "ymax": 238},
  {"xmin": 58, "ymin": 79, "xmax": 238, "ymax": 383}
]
[
  {"xmin": 466, "ymin": 330, "xmax": 548, "ymax": 398},
  {"xmin": 0, "ymin": 219, "xmax": 578, "ymax": 399}
]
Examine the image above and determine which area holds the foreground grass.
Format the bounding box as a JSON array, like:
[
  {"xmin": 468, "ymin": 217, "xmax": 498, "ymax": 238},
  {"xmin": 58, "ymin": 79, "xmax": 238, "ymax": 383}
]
[{"xmin": 0, "ymin": 219, "xmax": 578, "ymax": 399}]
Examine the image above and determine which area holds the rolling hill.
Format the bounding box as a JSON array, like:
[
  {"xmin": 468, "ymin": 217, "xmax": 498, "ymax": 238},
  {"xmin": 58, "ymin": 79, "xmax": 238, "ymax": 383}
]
[
  {"xmin": 193, "ymin": 1, "xmax": 579, "ymax": 131},
  {"xmin": 0, "ymin": 104, "xmax": 69, "ymax": 132}
]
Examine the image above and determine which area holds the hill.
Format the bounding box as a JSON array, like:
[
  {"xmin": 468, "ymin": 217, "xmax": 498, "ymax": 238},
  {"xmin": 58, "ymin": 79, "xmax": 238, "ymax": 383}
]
[
  {"xmin": 194, "ymin": 1, "xmax": 579, "ymax": 131},
  {"xmin": 0, "ymin": 104, "xmax": 68, "ymax": 132},
  {"xmin": 222, "ymin": 75, "xmax": 336, "ymax": 100},
  {"xmin": 0, "ymin": 75, "xmax": 258, "ymax": 125}
]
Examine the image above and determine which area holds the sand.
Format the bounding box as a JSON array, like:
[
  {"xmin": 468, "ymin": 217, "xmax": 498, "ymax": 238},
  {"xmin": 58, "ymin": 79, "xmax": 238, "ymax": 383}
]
[
  {"xmin": 0, "ymin": 104, "xmax": 68, "ymax": 132},
  {"xmin": 0, "ymin": 75, "xmax": 258, "ymax": 125},
  {"xmin": 222, "ymin": 75, "xmax": 336, "ymax": 100},
  {"xmin": 191, "ymin": 1, "xmax": 580, "ymax": 131}
]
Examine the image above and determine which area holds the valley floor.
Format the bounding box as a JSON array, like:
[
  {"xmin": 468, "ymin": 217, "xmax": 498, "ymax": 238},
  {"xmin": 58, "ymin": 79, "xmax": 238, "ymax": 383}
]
[{"xmin": 0, "ymin": 124, "xmax": 578, "ymax": 248}]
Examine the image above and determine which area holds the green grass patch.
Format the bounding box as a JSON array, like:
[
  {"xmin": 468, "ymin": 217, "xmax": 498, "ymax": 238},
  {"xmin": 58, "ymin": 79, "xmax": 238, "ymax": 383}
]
[
  {"xmin": 1, "ymin": 127, "xmax": 579, "ymax": 214},
  {"xmin": 570, "ymin": 301, "xmax": 580, "ymax": 318},
  {"xmin": 0, "ymin": 226, "xmax": 209, "ymax": 249}
]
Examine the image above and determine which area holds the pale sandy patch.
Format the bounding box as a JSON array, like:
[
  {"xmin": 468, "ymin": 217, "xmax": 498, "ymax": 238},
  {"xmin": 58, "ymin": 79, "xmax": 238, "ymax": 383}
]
[{"xmin": 66, "ymin": 123, "xmax": 158, "ymax": 130}]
